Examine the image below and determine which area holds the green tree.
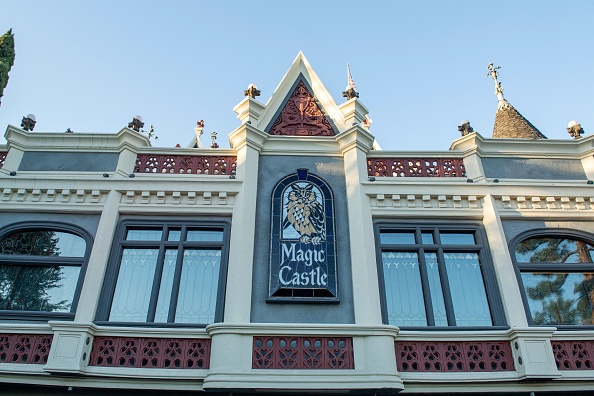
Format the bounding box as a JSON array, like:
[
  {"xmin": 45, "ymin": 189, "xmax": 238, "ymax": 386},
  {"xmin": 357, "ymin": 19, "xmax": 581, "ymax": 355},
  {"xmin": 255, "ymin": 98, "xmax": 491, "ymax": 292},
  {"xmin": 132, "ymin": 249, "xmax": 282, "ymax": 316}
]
[
  {"xmin": 0, "ymin": 28, "xmax": 15, "ymax": 107},
  {"xmin": 517, "ymin": 238, "xmax": 594, "ymax": 325}
]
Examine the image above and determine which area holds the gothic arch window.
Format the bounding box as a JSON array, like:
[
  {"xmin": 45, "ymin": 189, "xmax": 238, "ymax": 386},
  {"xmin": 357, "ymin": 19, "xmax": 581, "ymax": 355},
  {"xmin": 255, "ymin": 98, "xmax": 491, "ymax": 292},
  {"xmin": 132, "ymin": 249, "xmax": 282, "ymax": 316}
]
[
  {"xmin": 511, "ymin": 229, "xmax": 594, "ymax": 327},
  {"xmin": 0, "ymin": 222, "xmax": 91, "ymax": 321}
]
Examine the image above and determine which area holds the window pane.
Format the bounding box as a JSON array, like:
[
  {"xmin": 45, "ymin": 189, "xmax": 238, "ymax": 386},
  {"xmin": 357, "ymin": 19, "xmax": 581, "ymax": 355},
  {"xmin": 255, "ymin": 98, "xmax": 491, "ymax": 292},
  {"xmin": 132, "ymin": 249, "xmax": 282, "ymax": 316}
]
[
  {"xmin": 424, "ymin": 253, "xmax": 447, "ymax": 326},
  {"xmin": 109, "ymin": 248, "xmax": 158, "ymax": 322},
  {"xmin": 515, "ymin": 238, "xmax": 594, "ymax": 264},
  {"xmin": 167, "ymin": 230, "xmax": 181, "ymax": 241},
  {"xmin": 440, "ymin": 233, "xmax": 475, "ymax": 245},
  {"xmin": 444, "ymin": 252, "xmax": 492, "ymax": 326},
  {"xmin": 175, "ymin": 249, "xmax": 221, "ymax": 324},
  {"xmin": 154, "ymin": 250, "xmax": 177, "ymax": 323},
  {"xmin": 421, "ymin": 233, "xmax": 434, "ymax": 244},
  {"xmin": 380, "ymin": 232, "xmax": 415, "ymax": 245},
  {"xmin": 0, "ymin": 264, "xmax": 79, "ymax": 312},
  {"xmin": 126, "ymin": 229, "xmax": 162, "ymax": 241},
  {"xmin": 186, "ymin": 230, "xmax": 223, "ymax": 242},
  {"xmin": 382, "ymin": 252, "xmax": 427, "ymax": 326},
  {"xmin": 0, "ymin": 230, "xmax": 85, "ymax": 257},
  {"xmin": 522, "ymin": 272, "xmax": 594, "ymax": 325}
]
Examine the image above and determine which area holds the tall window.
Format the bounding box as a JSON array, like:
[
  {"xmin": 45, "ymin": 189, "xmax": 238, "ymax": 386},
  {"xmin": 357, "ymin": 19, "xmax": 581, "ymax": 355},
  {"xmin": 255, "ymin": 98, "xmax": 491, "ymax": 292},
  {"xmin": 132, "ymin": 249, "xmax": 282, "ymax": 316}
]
[
  {"xmin": 0, "ymin": 223, "xmax": 90, "ymax": 320},
  {"xmin": 375, "ymin": 223, "xmax": 505, "ymax": 328},
  {"xmin": 512, "ymin": 230, "xmax": 594, "ymax": 326},
  {"xmin": 98, "ymin": 220, "xmax": 229, "ymax": 326}
]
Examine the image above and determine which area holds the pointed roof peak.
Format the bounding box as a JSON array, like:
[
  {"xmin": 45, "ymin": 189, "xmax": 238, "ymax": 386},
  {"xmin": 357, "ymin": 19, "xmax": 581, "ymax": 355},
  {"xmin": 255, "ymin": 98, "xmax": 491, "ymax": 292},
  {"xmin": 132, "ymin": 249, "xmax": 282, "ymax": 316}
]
[{"xmin": 487, "ymin": 63, "xmax": 547, "ymax": 139}]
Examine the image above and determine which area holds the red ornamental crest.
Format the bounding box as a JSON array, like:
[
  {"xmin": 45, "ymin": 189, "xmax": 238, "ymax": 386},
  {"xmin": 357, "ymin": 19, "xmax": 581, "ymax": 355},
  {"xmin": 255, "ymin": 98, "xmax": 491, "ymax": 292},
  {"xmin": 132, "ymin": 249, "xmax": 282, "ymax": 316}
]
[{"xmin": 269, "ymin": 81, "xmax": 335, "ymax": 136}]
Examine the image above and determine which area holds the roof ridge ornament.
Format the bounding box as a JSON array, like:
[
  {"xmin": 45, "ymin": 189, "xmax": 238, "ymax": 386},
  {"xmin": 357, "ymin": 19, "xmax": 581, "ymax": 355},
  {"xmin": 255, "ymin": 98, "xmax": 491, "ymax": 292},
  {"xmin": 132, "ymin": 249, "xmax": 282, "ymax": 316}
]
[
  {"xmin": 342, "ymin": 64, "xmax": 359, "ymax": 100},
  {"xmin": 487, "ymin": 63, "xmax": 505, "ymax": 101}
]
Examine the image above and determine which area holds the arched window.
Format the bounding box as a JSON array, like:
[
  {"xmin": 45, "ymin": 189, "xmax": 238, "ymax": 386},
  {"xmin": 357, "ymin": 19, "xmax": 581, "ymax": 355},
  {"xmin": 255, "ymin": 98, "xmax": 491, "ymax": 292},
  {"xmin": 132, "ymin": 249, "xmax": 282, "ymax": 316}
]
[
  {"xmin": 0, "ymin": 223, "xmax": 91, "ymax": 320},
  {"xmin": 512, "ymin": 230, "xmax": 594, "ymax": 326}
]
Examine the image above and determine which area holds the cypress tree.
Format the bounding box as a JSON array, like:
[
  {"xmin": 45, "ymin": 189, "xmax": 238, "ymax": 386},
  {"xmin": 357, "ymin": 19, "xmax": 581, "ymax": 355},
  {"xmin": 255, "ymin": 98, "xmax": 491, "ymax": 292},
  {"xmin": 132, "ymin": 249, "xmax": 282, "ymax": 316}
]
[{"xmin": 0, "ymin": 29, "xmax": 15, "ymax": 107}]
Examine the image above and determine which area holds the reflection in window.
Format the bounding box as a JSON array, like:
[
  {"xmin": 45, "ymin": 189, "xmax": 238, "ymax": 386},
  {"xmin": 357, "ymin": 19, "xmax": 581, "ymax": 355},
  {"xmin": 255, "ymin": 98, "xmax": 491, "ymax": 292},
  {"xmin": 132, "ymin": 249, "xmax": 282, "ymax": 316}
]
[
  {"xmin": 103, "ymin": 222, "xmax": 228, "ymax": 326},
  {"xmin": 514, "ymin": 235, "xmax": 594, "ymax": 326},
  {"xmin": 377, "ymin": 225, "xmax": 500, "ymax": 328},
  {"xmin": 0, "ymin": 226, "xmax": 88, "ymax": 317}
]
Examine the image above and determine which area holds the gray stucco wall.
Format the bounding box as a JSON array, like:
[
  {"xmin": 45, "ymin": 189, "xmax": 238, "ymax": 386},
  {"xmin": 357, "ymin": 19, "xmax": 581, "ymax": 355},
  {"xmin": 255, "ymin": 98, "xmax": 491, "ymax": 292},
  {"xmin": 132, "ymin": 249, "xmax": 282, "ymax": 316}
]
[
  {"xmin": 18, "ymin": 152, "xmax": 119, "ymax": 172},
  {"xmin": 482, "ymin": 158, "xmax": 586, "ymax": 180},
  {"xmin": 502, "ymin": 220, "xmax": 594, "ymax": 244},
  {"xmin": 250, "ymin": 155, "xmax": 355, "ymax": 324},
  {"xmin": 0, "ymin": 212, "xmax": 100, "ymax": 240}
]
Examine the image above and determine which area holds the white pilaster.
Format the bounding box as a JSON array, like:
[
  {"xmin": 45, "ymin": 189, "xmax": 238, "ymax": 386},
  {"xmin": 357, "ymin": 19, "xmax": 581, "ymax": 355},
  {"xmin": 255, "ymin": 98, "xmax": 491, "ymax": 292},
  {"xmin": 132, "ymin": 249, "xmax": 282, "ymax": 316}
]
[
  {"xmin": 482, "ymin": 194, "xmax": 528, "ymax": 327},
  {"xmin": 74, "ymin": 190, "xmax": 121, "ymax": 322},
  {"xmin": 336, "ymin": 126, "xmax": 381, "ymax": 324}
]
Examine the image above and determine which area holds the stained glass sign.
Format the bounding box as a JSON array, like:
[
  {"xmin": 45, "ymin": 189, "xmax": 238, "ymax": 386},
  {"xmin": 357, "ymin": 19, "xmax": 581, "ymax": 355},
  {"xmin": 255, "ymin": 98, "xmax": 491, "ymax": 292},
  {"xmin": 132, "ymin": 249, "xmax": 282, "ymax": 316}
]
[{"xmin": 269, "ymin": 169, "xmax": 337, "ymax": 301}]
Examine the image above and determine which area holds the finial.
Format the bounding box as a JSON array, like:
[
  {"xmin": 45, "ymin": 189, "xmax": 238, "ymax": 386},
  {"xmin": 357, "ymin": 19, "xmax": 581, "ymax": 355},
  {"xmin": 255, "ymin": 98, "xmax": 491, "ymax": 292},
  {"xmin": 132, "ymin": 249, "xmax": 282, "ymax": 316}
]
[
  {"xmin": 65, "ymin": 128, "xmax": 73, "ymax": 133},
  {"xmin": 362, "ymin": 114, "xmax": 372, "ymax": 129},
  {"xmin": 146, "ymin": 124, "xmax": 158, "ymax": 141},
  {"xmin": 458, "ymin": 119, "xmax": 474, "ymax": 136},
  {"xmin": 21, "ymin": 114, "xmax": 36, "ymax": 131},
  {"xmin": 210, "ymin": 131, "xmax": 219, "ymax": 149},
  {"xmin": 487, "ymin": 63, "xmax": 504, "ymax": 101},
  {"xmin": 128, "ymin": 115, "xmax": 144, "ymax": 132},
  {"xmin": 342, "ymin": 64, "xmax": 359, "ymax": 100},
  {"xmin": 244, "ymin": 83, "xmax": 261, "ymax": 99},
  {"xmin": 567, "ymin": 120, "xmax": 584, "ymax": 139}
]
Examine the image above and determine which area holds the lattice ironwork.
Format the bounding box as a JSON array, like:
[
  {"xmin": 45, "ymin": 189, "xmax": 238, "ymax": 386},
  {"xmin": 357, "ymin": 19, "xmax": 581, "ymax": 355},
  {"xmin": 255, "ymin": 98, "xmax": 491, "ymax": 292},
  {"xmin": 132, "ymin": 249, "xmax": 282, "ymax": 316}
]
[
  {"xmin": 252, "ymin": 336, "xmax": 354, "ymax": 369},
  {"xmin": 395, "ymin": 341, "xmax": 514, "ymax": 372},
  {"xmin": 89, "ymin": 337, "xmax": 211, "ymax": 369},
  {"xmin": 368, "ymin": 158, "xmax": 466, "ymax": 177},
  {"xmin": 552, "ymin": 341, "xmax": 594, "ymax": 370},
  {"xmin": 0, "ymin": 152, "xmax": 6, "ymax": 169},
  {"xmin": 0, "ymin": 333, "xmax": 53, "ymax": 365},
  {"xmin": 134, "ymin": 154, "xmax": 237, "ymax": 175}
]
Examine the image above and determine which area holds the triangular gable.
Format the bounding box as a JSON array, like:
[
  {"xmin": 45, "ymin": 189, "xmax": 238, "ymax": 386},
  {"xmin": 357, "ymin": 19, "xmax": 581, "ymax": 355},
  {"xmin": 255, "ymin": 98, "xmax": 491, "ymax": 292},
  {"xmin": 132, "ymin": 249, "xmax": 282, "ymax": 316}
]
[
  {"xmin": 256, "ymin": 52, "xmax": 347, "ymax": 135},
  {"xmin": 265, "ymin": 76, "xmax": 337, "ymax": 136}
]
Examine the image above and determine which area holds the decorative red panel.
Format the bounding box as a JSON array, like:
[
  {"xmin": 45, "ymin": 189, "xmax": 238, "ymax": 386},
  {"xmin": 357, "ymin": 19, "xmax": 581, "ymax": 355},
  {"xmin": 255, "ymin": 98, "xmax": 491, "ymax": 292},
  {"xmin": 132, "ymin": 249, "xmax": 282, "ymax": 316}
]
[
  {"xmin": 395, "ymin": 341, "xmax": 514, "ymax": 372},
  {"xmin": 268, "ymin": 81, "xmax": 335, "ymax": 136},
  {"xmin": 252, "ymin": 336, "xmax": 354, "ymax": 369},
  {"xmin": 368, "ymin": 158, "xmax": 466, "ymax": 177},
  {"xmin": 552, "ymin": 341, "xmax": 594, "ymax": 370},
  {"xmin": 0, "ymin": 333, "xmax": 53, "ymax": 365},
  {"xmin": 134, "ymin": 154, "xmax": 237, "ymax": 175},
  {"xmin": 89, "ymin": 337, "xmax": 211, "ymax": 369},
  {"xmin": 0, "ymin": 151, "xmax": 6, "ymax": 169}
]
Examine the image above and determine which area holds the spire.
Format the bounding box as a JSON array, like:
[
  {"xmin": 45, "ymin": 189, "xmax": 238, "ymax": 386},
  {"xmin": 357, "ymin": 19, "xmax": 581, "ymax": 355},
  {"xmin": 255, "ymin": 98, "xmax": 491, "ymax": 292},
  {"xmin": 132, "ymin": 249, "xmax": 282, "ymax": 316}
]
[
  {"xmin": 487, "ymin": 63, "xmax": 547, "ymax": 139},
  {"xmin": 342, "ymin": 64, "xmax": 359, "ymax": 100}
]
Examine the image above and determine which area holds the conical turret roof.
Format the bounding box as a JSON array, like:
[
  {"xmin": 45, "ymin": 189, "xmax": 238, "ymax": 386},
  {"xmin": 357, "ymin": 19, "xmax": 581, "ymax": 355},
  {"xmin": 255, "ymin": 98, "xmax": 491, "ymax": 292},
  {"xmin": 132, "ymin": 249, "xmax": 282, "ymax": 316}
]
[
  {"xmin": 492, "ymin": 99, "xmax": 547, "ymax": 139},
  {"xmin": 487, "ymin": 63, "xmax": 546, "ymax": 139}
]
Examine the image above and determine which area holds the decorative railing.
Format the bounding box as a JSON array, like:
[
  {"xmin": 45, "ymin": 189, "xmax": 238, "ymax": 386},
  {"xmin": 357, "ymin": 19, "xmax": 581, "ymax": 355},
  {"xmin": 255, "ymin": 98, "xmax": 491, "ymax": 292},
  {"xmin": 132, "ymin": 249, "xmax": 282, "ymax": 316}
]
[
  {"xmin": 0, "ymin": 333, "xmax": 53, "ymax": 365},
  {"xmin": 395, "ymin": 341, "xmax": 514, "ymax": 372},
  {"xmin": 89, "ymin": 337, "xmax": 211, "ymax": 369},
  {"xmin": 552, "ymin": 340, "xmax": 594, "ymax": 370},
  {"xmin": 368, "ymin": 158, "xmax": 466, "ymax": 177},
  {"xmin": 0, "ymin": 151, "xmax": 7, "ymax": 169},
  {"xmin": 253, "ymin": 336, "xmax": 354, "ymax": 369},
  {"xmin": 134, "ymin": 154, "xmax": 237, "ymax": 175}
]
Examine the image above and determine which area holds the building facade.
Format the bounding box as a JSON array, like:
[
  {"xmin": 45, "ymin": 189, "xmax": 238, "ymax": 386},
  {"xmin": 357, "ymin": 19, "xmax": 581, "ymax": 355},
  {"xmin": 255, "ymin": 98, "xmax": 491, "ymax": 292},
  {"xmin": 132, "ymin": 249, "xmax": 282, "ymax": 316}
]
[{"xmin": 0, "ymin": 53, "xmax": 593, "ymax": 395}]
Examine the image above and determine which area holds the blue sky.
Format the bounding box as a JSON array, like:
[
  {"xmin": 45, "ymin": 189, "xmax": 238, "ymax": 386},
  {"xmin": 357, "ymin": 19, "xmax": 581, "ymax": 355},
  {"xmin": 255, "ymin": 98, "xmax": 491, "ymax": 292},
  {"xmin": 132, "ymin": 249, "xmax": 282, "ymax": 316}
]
[{"xmin": 1, "ymin": 1, "xmax": 593, "ymax": 150}]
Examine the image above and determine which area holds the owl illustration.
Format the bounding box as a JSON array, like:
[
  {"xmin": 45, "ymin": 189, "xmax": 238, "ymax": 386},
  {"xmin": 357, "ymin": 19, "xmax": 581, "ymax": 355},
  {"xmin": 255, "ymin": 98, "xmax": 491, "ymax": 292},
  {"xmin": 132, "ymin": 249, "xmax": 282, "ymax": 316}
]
[{"xmin": 283, "ymin": 183, "xmax": 325, "ymax": 245}]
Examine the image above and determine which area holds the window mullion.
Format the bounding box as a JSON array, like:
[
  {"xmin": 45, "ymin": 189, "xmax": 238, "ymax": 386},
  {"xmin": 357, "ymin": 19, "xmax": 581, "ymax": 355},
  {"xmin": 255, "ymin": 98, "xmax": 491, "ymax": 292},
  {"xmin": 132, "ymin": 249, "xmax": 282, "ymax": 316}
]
[
  {"xmin": 436, "ymin": 247, "xmax": 456, "ymax": 326},
  {"xmin": 417, "ymin": 247, "xmax": 435, "ymax": 326},
  {"xmin": 167, "ymin": 244, "xmax": 185, "ymax": 323},
  {"xmin": 146, "ymin": 243, "xmax": 167, "ymax": 323}
]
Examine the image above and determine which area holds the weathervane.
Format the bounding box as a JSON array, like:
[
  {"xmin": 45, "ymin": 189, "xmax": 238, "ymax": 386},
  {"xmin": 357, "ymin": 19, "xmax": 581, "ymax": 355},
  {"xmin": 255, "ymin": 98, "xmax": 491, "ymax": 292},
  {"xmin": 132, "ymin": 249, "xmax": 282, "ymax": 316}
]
[{"xmin": 487, "ymin": 63, "xmax": 504, "ymax": 100}]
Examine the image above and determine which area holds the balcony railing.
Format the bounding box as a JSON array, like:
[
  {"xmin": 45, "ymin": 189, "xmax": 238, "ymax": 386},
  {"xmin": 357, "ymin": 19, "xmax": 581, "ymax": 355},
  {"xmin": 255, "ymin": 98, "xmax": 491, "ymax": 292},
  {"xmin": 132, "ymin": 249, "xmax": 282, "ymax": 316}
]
[
  {"xmin": 89, "ymin": 336, "xmax": 211, "ymax": 369},
  {"xmin": 0, "ymin": 333, "xmax": 53, "ymax": 365},
  {"xmin": 0, "ymin": 151, "xmax": 7, "ymax": 169},
  {"xmin": 552, "ymin": 340, "xmax": 594, "ymax": 370},
  {"xmin": 368, "ymin": 158, "xmax": 466, "ymax": 178},
  {"xmin": 134, "ymin": 154, "xmax": 237, "ymax": 175}
]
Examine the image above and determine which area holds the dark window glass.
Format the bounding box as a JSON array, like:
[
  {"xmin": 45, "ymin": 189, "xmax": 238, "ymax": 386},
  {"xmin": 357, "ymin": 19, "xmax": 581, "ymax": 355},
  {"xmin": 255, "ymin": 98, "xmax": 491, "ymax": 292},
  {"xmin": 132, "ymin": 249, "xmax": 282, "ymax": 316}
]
[
  {"xmin": 513, "ymin": 234, "xmax": 594, "ymax": 326},
  {"xmin": 0, "ymin": 226, "xmax": 89, "ymax": 319},
  {"xmin": 102, "ymin": 221, "xmax": 229, "ymax": 326},
  {"xmin": 377, "ymin": 224, "xmax": 501, "ymax": 328}
]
